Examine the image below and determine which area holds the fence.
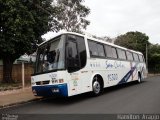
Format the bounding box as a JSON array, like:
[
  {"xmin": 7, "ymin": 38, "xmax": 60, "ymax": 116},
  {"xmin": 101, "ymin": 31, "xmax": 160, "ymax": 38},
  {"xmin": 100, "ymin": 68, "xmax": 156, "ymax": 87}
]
[
  {"xmin": 0, "ymin": 63, "xmax": 159, "ymax": 84},
  {"xmin": 0, "ymin": 63, "xmax": 34, "ymax": 85},
  {"xmin": 148, "ymin": 67, "xmax": 160, "ymax": 74}
]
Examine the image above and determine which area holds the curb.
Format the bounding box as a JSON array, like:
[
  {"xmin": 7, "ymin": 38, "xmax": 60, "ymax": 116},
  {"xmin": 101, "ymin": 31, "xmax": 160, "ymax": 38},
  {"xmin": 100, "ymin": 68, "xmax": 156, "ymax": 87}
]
[
  {"xmin": 0, "ymin": 97, "xmax": 43, "ymax": 109},
  {"xmin": 147, "ymin": 74, "xmax": 160, "ymax": 78},
  {"xmin": 0, "ymin": 87, "xmax": 31, "ymax": 96}
]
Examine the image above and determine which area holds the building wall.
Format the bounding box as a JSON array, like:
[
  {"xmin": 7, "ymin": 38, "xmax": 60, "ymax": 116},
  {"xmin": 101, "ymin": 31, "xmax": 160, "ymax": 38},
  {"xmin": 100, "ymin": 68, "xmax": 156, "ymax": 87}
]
[{"xmin": 0, "ymin": 63, "xmax": 34, "ymax": 84}]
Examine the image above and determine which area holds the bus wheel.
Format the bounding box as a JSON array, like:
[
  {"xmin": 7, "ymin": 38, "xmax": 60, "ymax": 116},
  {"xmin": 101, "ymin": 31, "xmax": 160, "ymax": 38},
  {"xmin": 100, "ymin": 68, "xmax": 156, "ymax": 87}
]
[
  {"xmin": 92, "ymin": 77, "xmax": 103, "ymax": 96},
  {"xmin": 138, "ymin": 72, "xmax": 142, "ymax": 83}
]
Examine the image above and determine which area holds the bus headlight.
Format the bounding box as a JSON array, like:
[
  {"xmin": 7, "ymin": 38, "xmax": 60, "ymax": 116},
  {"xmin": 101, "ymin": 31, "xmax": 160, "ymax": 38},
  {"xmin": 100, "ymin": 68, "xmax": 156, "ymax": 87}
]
[
  {"xmin": 31, "ymin": 78, "xmax": 35, "ymax": 85},
  {"xmin": 31, "ymin": 82, "xmax": 35, "ymax": 85}
]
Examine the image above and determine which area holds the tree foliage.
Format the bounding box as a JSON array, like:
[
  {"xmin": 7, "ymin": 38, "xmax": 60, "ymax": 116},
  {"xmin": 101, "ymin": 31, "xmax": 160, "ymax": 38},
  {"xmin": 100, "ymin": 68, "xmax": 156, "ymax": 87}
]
[
  {"xmin": 114, "ymin": 31, "xmax": 160, "ymax": 73},
  {"xmin": 0, "ymin": 0, "xmax": 37, "ymax": 83},
  {"xmin": 148, "ymin": 44, "xmax": 160, "ymax": 72},
  {"xmin": 0, "ymin": 0, "xmax": 90, "ymax": 83},
  {"xmin": 149, "ymin": 44, "xmax": 160, "ymax": 55},
  {"xmin": 114, "ymin": 31, "xmax": 150, "ymax": 59},
  {"xmin": 53, "ymin": 0, "xmax": 90, "ymax": 33}
]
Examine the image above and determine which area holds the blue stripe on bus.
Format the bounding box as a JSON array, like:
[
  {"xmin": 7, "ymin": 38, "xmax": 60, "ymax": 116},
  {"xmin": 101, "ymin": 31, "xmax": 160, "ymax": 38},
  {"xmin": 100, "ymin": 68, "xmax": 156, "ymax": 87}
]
[
  {"xmin": 118, "ymin": 64, "xmax": 137, "ymax": 84},
  {"xmin": 32, "ymin": 83, "xmax": 68, "ymax": 97}
]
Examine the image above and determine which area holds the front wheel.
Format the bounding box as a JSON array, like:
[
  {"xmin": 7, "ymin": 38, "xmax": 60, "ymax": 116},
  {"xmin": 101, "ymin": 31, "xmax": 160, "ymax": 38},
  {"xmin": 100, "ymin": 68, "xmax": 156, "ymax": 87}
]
[{"xmin": 92, "ymin": 78, "xmax": 103, "ymax": 96}]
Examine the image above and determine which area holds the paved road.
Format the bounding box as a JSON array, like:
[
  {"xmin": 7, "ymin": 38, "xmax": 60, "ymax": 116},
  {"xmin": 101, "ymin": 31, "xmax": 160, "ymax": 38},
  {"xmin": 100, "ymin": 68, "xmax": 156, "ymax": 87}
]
[{"xmin": 0, "ymin": 76, "xmax": 160, "ymax": 115}]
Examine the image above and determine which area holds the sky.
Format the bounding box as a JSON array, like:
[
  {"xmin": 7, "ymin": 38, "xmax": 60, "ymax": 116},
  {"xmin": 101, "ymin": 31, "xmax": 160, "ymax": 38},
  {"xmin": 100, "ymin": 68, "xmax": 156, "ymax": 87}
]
[
  {"xmin": 84, "ymin": 0, "xmax": 160, "ymax": 44},
  {"xmin": 42, "ymin": 0, "xmax": 160, "ymax": 44}
]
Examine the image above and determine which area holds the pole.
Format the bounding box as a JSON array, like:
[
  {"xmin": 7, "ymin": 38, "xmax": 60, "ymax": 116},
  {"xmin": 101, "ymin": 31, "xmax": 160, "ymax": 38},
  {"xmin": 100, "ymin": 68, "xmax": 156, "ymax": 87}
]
[
  {"xmin": 146, "ymin": 43, "xmax": 148, "ymax": 73},
  {"xmin": 22, "ymin": 62, "xmax": 25, "ymax": 89}
]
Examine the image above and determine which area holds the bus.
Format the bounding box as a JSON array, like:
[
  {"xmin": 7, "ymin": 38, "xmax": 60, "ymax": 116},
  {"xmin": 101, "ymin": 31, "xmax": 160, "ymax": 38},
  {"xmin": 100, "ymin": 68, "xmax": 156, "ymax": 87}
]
[{"xmin": 31, "ymin": 32, "xmax": 147, "ymax": 97}]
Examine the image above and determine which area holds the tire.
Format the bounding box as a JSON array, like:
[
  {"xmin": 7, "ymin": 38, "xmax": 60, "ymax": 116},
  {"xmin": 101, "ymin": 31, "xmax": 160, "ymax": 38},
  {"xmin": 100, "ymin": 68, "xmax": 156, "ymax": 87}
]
[
  {"xmin": 92, "ymin": 77, "xmax": 103, "ymax": 96},
  {"xmin": 137, "ymin": 72, "xmax": 142, "ymax": 83}
]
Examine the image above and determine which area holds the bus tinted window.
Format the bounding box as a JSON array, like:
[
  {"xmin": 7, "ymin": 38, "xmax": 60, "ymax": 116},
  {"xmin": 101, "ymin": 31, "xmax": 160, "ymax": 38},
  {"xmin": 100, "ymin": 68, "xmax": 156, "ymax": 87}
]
[
  {"xmin": 76, "ymin": 36, "xmax": 87, "ymax": 68},
  {"xmin": 133, "ymin": 53, "xmax": 139, "ymax": 61},
  {"xmin": 88, "ymin": 40, "xmax": 98, "ymax": 56},
  {"xmin": 88, "ymin": 40, "xmax": 105, "ymax": 57},
  {"xmin": 112, "ymin": 47, "xmax": 118, "ymax": 59},
  {"xmin": 117, "ymin": 48, "xmax": 127, "ymax": 60},
  {"xmin": 97, "ymin": 44, "xmax": 105, "ymax": 57},
  {"xmin": 105, "ymin": 45, "xmax": 112, "ymax": 58},
  {"xmin": 139, "ymin": 54, "xmax": 144, "ymax": 62},
  {"xmin": 126, "ymin": 51, "xmax": 133, "ymax": 61},
  {"xmin": 68, "ymin": 40, "xmax": 78, "ymax": 59}
]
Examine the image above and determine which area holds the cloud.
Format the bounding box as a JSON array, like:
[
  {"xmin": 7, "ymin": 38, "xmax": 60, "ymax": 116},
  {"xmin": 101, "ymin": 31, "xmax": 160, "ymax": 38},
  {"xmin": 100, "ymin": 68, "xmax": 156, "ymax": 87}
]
[{"xmin": 84, "ymin": 0, "xmax": 160, "ymax": 44}]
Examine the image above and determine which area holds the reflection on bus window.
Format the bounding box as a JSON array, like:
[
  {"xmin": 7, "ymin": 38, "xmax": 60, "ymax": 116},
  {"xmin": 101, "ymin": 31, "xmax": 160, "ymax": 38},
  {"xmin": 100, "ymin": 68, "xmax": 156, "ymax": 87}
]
[{"xmin": 36, "ymin": 36, "xmax": 65, "ymax": 73}]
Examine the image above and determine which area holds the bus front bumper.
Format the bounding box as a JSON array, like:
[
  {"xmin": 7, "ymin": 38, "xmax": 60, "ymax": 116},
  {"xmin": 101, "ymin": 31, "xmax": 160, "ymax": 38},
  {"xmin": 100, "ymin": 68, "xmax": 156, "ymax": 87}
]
[{"xmin": 32, "ymin": 84, "xmax": 68, "ymax": 97}]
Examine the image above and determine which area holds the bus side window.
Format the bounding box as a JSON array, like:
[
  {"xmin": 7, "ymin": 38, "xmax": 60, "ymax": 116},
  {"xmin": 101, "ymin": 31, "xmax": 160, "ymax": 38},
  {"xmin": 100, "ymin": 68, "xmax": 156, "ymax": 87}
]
[
  {"xmin": 126, "ymin": 51, "xmax": 134, "ymax": 61},
  {"xmin": 97, "ymin": 43, "xmax": 105, "ymax": 57},
  {"xmin": 139, "ymin": 54, "xmax": 144, "ymax": 62},
  {"xmin": 112, "ymin": 47, "xmax": 118, "ymax": 59},
  {"xmin": 105, "ymin": 45, "xmax": 112, "ymax": 58},
  {"xmin": 88, "ymin": 40, "xmax": 98, "ymax": 56},
  {"xmin": 88, "ymin": 40, "xmax": 105, "ymax": 58},
  {"xmin": 133, "ymin": 53, "xmax": 139, "ymax": 61},
  {"xmin": 117, "ymin": 48, "xmax": 127, "ymax": 60}
]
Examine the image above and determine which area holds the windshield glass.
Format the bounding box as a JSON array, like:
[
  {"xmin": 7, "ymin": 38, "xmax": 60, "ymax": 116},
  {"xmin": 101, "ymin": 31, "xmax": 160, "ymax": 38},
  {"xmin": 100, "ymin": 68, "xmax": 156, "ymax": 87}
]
[{"xmin": 35, "ymin": 35, "xmax": 65, "ymax": 73}]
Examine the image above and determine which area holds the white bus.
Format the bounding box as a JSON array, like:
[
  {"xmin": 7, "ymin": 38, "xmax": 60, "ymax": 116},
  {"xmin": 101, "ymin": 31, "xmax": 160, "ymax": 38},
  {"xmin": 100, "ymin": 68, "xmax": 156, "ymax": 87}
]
[{"xmin": 31, "ymin": 32, "xmax": 147, "ymax": 97}]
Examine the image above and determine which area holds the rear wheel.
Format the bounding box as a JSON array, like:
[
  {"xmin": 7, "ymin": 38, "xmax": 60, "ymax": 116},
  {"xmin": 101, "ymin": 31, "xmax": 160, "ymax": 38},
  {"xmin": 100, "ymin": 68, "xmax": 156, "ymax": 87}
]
[
  {"xmin": 92, "ymin": 77, "xmax": 103, "ymax": 96},
  {"xmin": 138, "ymin": 72, "xmax": 142, "ymax": 83}
]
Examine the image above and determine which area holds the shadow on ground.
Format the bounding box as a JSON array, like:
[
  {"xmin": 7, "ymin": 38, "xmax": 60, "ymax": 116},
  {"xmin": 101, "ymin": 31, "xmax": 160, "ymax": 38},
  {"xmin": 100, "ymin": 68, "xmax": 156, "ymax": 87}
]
[{"xmin": 40, "ymin": 80, "xmax": 147, "ymax": 105}]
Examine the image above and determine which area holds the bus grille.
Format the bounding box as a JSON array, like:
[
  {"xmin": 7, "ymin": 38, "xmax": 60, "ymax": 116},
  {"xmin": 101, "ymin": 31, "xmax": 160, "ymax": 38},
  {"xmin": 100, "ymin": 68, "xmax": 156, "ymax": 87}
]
[{"xmin": 36, "ymin": 80, "xmax": 50, "ymax": 85}]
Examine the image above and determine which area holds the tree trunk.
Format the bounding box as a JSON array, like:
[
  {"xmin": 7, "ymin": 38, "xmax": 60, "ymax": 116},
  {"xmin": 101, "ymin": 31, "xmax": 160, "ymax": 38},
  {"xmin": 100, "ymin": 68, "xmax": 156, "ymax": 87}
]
[{"xmin": 2, "ymin": 57, "xmax": 14, "ymax": 83}]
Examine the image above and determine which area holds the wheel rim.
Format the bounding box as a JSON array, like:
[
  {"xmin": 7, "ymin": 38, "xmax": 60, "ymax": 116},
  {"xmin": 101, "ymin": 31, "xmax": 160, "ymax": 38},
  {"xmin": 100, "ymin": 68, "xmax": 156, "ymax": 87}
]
[
  {"xmin": 93, "ymin": 81, "xmax": 101, "ymax": 94},
  {"xmin": 138, "ymin": 74, "xmax": 141, "ymax": 82}
]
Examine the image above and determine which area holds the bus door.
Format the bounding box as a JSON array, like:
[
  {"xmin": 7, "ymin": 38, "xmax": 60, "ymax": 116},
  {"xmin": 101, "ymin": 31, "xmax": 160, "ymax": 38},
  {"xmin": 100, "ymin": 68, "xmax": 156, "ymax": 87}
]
[{"xmin": 66, "ymin": 35, "xmax": 82, "ymax": 95}]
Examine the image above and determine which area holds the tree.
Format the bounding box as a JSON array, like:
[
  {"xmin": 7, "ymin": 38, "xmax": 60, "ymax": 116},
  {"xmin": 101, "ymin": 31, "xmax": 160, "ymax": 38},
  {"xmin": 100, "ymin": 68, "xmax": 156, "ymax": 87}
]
[
  {"xmin": 148, "ymin": 44, "xmax": 160, "ymax": 72},
  {"xmin": 0, "ymin": 0, "xmax": 90, "ymax": 83},
  {"xmin": 114, "ymin": 31, "xmax": 150, "ymax": 59},
  {"xmin": 0, "ymin": 0, "xmax": 34, "ymax": 83},
  {"xmin": 0, "ymin": 0, "xmax": 56, "ymax": 83},
  {"xmin": 22, "ymin": 0, "xmax": 60, "ymax": 45},
  {"xmin": 53, "ymin": 0, "xmax": 90, "ymax": 33},
  {"xmin": 148, "ymin": 44, "xmax": 160, "ymax": 55}
]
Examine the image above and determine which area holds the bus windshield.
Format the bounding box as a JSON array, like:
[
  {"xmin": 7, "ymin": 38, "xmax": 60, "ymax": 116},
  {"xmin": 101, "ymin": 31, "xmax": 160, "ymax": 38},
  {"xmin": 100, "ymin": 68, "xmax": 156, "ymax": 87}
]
[{"xmin": 35, "ymin": 35, "xmax": 65, "ymax": 74}]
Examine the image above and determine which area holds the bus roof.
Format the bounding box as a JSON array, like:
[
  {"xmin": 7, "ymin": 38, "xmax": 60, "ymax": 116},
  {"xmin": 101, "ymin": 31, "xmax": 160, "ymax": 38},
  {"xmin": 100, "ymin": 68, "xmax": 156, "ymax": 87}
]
[{"xmin": 39, "ymin": 31, "xmax": 143, "ymax": 55}]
